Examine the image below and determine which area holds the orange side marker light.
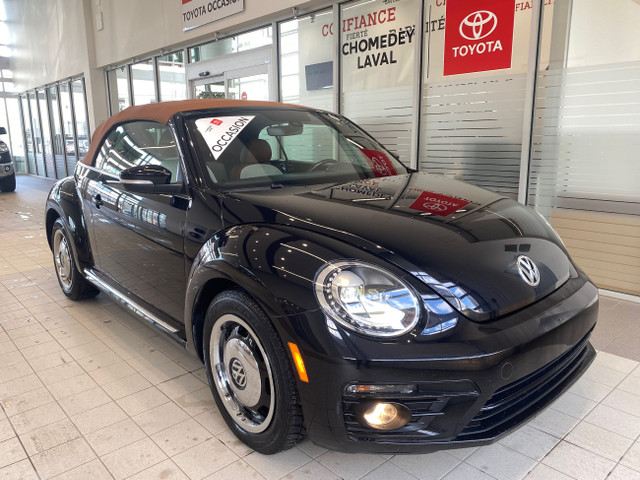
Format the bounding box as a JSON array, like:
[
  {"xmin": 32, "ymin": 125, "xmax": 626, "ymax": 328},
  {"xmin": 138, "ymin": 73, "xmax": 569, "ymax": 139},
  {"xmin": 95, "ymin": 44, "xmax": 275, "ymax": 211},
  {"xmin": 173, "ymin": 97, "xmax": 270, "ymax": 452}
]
[{"xmin": 288, "ymin": 342, "xmax": 309, "ymax": 383}]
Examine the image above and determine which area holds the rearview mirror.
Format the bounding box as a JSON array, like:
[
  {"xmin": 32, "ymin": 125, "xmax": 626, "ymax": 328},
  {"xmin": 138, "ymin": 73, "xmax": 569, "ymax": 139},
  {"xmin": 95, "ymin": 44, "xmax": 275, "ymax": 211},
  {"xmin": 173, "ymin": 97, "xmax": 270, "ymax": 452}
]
[
  {"xmin": 0, "ymin": 127, "xmax": 7, "ymax": 135},
  {"xmin": 267, "ymin": 122, "xmax": 303, "ymax": 136},
  {"xmin": 120, "ymin": 165, "xmax": 171, "ymax": 194}
]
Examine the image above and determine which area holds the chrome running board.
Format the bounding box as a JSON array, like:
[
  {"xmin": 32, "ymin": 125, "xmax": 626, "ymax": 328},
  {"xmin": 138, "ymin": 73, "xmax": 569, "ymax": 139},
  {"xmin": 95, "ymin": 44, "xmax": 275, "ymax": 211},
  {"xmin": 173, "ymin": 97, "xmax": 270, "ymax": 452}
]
[{"xmin": 84, "ymin": 268, "xmax": 186, "ymax": 345}]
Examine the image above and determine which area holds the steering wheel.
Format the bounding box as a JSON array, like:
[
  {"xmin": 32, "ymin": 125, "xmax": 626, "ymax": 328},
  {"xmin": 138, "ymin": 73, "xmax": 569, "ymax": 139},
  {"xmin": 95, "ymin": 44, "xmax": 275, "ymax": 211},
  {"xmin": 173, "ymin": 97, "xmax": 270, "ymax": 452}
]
[{"xmin": 308, "ymin": 158, "xmax": 338, "ymax": 172}]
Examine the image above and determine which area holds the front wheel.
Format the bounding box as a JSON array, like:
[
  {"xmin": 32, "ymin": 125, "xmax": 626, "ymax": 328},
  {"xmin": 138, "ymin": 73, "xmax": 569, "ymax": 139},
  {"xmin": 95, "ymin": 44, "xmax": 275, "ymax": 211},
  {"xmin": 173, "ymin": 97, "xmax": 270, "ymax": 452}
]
[
  {"xmin": 203, "ymin": 289, "xmax": 305, "ymax": 454},
  {"xmin": 51, "ymin": 218, "xmax": 99, "ymax": 300}
]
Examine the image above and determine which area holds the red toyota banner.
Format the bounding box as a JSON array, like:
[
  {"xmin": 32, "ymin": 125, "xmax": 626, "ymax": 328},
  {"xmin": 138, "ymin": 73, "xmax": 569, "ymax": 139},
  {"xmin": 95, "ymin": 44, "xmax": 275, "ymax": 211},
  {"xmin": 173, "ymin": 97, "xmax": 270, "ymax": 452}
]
[
  {"xmin": 409, "ymin": 191, "xmax": 470, "ymax": 217},
  {"xmin": 443, "ymin": 0, "xmax": 516, "ymax": 76}
]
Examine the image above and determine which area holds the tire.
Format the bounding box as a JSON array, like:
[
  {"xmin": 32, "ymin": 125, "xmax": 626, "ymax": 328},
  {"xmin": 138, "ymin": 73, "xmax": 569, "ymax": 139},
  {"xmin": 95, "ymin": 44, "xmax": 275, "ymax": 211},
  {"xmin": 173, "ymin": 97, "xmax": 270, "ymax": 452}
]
[
  {"xmin": 51, "ymin": 218, "xmax": 99, "ymax": 300},
  {"xmin": 203, "ymin": 289, "xmax": 305, "ymax": 454},
  {"xmin": 0, "ymin": 173, "xmax": 15, "ymax": 192}
]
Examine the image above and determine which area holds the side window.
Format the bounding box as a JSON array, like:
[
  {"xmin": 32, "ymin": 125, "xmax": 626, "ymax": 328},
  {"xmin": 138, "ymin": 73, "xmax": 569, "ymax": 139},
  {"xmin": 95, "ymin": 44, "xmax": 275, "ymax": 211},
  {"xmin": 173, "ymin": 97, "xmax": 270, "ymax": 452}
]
[{"xmin": 93, "ymin": 121, "xmax": 182, "ymax": 183}]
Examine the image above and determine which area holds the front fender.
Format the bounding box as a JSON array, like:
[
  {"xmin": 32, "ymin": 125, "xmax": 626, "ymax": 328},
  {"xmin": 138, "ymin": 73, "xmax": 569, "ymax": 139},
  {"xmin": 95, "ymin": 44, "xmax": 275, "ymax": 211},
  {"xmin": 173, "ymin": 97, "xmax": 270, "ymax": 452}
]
[
  {"xmin": 45, "ymin": 176, "xmax": 93, "ymax": 272},
  {"xmin": 184, "ymin": 223, "xmax": 402, "ymax": 359}
]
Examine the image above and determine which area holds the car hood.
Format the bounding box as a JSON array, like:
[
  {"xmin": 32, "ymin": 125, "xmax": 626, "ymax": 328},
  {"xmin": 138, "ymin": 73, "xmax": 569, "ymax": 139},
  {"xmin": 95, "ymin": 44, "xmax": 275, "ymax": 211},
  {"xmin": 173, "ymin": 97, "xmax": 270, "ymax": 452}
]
[{"xmin": 223, "ymin": 172, "xmax": 572, "ymax": 321}]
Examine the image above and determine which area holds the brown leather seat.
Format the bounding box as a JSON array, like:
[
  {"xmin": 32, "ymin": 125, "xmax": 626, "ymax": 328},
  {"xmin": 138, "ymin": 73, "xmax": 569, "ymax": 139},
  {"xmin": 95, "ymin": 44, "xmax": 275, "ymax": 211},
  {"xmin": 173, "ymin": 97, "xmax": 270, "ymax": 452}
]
[{"xmin": 231, "ymin": 139, "xmax": 272, "ymax": 179}]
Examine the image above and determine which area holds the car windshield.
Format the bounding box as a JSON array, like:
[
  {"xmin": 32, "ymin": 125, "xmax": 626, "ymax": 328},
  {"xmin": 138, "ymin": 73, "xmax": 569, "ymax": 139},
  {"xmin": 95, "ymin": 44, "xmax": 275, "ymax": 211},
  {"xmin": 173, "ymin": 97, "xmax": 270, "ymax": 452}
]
[{"xmin": 185, "ymin": 108, "xmax": 409, "ymax": 189}]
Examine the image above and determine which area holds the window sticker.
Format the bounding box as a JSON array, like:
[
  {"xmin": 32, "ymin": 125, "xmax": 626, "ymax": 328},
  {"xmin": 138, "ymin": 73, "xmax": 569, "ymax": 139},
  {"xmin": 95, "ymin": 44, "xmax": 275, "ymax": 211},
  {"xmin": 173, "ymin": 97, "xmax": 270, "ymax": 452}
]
[
  {"xmin": 360, "ymin": 149, "xmax": 397, "ymax": 178},
  {"xmin": 195, "ymin": 116, "xmax": 255, "ymax": 159},
  {"xmin": 409, "ymin": 190, "xmax": 470, "ymax": 217}
]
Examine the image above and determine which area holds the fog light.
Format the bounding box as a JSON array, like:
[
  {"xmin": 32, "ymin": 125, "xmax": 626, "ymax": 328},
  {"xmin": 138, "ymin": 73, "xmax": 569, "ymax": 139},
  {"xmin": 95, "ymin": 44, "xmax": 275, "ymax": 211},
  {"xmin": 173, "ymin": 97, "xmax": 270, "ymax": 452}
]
[{"xmin": 360, "ymin": 402, "xmax": 411, "ymax": 430}]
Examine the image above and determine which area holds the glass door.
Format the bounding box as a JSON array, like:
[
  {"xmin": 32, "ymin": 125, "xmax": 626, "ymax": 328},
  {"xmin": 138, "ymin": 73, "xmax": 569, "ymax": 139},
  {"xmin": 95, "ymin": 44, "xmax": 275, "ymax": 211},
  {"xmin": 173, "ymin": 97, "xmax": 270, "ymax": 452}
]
[
  {"xmin": 226, "ymin": 72, "xmax": 269, "ymax": 101},
  {"xmin": 194, "ymin": 76, "xmax": 225, "ymax": 99},
  {"xmin": 190, "ymin": 65, "xmax": 269, "ymax": 101}
]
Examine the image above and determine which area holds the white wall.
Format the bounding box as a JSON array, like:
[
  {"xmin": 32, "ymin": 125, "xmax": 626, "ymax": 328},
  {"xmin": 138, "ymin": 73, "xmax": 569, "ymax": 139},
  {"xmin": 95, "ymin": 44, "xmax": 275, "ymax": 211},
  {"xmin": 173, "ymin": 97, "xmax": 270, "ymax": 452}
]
[
  {"xmin": 7, "ymin": 0, "xmax": 89, "ymax": 91},
  {"xmin": 568, "ymin": 0, "xmax": 640, "ymax": 67},
  {"xmin": 91, "ymin": 0, "xmax": 326, "ymax": 68},
  {"xmin": 6, "ymin": 0, "xmax": 108, "ymax": 132}
]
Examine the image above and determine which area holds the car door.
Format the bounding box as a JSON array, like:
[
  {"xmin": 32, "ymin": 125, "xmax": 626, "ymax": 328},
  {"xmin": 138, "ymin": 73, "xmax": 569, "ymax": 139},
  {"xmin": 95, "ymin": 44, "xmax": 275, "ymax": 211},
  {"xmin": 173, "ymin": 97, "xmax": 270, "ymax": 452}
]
[{"xmin": 85, "ymin": 121, "xmax": 188, "ymax": 322}]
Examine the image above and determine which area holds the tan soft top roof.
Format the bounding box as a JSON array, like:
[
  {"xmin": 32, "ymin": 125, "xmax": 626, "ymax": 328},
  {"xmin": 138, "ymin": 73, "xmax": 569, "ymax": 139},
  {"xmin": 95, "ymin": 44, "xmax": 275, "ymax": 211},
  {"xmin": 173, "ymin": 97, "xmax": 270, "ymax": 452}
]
[{"xmin": 81, "ymin": 99, "xmax": 306, "ymax": 166}]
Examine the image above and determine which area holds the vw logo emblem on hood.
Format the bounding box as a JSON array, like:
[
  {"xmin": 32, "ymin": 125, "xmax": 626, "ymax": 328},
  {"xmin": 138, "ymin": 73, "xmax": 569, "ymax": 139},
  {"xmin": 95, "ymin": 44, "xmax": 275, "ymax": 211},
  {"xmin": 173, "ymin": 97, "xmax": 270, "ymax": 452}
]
[
  {"xmin": 517, "ymin": 255, "xmax": 540, "ymax": 287},
  {"xmin": 459, "ymin": 10, "xmax": 498, "ymax": 41}
]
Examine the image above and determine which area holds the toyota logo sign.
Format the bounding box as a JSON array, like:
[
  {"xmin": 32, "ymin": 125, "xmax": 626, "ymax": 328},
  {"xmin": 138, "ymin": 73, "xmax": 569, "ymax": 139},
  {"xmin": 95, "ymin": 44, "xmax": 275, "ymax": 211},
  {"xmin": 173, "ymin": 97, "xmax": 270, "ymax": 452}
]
[
  {"xmin": 459, "ymin": 10, "xmax": 498, "ymax": 41},
  {"xmin": 444, "ymin": 0, "xmax": 516, "ymax": 76}
]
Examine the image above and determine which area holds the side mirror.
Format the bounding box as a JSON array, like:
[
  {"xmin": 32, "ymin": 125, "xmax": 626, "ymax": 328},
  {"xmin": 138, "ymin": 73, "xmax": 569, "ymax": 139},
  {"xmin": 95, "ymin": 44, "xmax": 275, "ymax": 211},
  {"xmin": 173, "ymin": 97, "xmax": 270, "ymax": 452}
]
[
  {"xmin": 0, "ymin": 127, "xmax": 7, "ymax": 135},
  {"xmin": 120, "ymin": 165, "xmax": 171, "ymax": 193}
]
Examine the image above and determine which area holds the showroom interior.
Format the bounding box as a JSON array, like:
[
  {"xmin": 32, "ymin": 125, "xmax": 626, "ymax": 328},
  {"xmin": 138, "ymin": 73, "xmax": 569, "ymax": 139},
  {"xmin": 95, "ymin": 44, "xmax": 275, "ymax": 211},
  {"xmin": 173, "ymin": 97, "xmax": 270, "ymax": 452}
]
[{"xmin": 0, "ymin": 0, "xmax": 639, "ymax": 478}]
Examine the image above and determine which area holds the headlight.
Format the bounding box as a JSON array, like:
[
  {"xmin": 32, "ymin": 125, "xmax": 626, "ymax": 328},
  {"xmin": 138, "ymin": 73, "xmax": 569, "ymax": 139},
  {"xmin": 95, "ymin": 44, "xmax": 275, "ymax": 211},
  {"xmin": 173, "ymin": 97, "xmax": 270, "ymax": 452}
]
[
  {"xmin": 314, "ymin": 261, "xmax": 420, "ymax": 338},
  {"xmin": 0, "ymin": 143, "xmax": 8, "ymax": 153}
]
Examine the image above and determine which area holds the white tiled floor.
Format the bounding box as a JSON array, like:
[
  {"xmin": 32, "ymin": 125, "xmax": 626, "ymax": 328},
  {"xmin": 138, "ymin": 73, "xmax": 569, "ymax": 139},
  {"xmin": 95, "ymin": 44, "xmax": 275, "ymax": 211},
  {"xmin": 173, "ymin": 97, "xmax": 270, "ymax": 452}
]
[{"xmin": 1, "ymin": 175, "xmax": 639, "ymax": 480}]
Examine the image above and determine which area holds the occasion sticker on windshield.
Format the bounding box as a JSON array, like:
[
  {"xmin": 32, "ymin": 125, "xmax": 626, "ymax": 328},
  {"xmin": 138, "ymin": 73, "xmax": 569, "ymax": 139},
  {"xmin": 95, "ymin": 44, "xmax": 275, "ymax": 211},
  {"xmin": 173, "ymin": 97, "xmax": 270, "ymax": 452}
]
[
  {"xmin": 409, "ymin": 190, "xmax": 470, "ymax": 217},
  {"xmin": 195, "ymin": 116, "xmax": 255, "ymax": 159},
  {"xmin": 360, "ymin": 149, "xmax": 397, "ymax": 178}
]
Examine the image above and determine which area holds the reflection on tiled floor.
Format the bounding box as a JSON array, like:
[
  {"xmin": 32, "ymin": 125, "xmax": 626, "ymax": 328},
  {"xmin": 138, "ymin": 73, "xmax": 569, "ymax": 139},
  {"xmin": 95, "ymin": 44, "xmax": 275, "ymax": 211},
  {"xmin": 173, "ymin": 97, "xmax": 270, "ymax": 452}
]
[{"xmin": 1, "ymin": 175, "xmax": 639, "ymax": 480}]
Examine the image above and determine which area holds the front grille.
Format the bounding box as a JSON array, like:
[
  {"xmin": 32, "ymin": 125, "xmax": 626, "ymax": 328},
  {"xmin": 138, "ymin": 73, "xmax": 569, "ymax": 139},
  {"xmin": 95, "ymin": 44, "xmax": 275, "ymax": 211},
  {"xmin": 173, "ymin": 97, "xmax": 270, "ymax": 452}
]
[
  {"xmin": 457, "ymin": 329, "xmax": 594, "ymax": 441},
  {"xmin": 0, "ymin": 152, "xmax": 11, "ymax": 164}
]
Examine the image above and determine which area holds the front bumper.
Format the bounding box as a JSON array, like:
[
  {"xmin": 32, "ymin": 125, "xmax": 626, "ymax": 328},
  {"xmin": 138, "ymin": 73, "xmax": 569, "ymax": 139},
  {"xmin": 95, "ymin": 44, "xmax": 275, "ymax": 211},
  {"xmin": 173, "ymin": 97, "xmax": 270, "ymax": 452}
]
[
  {"xmin": 0, "ymin": 152, "xmax": 14, "ymax": 178},
  {"xmin": 277, "ymin": 273, "xmax": 598, "ymax": 453}
]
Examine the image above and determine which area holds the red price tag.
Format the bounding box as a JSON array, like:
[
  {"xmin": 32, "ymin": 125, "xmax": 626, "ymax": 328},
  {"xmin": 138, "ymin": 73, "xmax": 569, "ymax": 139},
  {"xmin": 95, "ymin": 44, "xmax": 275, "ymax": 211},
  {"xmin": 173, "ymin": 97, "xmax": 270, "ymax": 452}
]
[{"xmin": 409, "ymin": 191, "xmax": 470, "ymax": 217}]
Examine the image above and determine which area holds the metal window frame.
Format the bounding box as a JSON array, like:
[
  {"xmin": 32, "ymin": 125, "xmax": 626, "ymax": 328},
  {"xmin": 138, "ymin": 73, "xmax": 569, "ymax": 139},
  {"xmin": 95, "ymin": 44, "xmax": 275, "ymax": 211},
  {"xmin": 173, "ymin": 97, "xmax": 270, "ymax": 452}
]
[{"xmin": 518, "ymin": 0, "xmax": 544, "ymax": 205}]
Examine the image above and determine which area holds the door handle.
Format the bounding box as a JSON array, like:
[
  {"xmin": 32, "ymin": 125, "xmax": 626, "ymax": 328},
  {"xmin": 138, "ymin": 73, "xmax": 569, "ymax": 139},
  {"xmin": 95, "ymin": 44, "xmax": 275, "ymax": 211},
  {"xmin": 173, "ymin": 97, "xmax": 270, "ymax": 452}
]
[{"xmin": 93, "ymin": 194, "xmax": 103, "ymax": 209}]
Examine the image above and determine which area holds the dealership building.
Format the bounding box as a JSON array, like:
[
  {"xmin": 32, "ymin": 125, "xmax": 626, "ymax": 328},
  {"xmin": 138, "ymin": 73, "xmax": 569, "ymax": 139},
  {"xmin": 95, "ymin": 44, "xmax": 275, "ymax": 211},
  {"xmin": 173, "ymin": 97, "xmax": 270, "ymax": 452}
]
[{"xmin": 0, "ymin": 0, "xmax": 639, "ymax": 478}]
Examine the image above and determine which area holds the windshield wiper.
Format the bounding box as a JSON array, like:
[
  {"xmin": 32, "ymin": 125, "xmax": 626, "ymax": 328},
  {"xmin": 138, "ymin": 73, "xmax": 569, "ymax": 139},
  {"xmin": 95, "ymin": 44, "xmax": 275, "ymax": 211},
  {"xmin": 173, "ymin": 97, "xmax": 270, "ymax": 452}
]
[{"xmin": 223, "ymin": 183, "xmax": 285, "ymax": 193}]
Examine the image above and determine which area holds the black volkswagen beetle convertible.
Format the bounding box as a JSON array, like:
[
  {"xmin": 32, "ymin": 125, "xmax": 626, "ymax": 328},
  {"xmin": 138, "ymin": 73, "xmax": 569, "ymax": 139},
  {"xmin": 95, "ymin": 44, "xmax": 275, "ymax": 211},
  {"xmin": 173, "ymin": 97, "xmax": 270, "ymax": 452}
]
[{"xmin": 45, "ymin": 100, "xmax": 598, "ymax": 454}]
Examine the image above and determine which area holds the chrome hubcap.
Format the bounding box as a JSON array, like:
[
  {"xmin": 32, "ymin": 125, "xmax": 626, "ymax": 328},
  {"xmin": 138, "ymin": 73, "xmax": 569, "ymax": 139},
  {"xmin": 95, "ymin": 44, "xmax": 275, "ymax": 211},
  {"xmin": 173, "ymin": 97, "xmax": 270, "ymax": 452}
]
[
  {"xmin": 210, "ymin": 314, "xmax": 275, "ymax": 433},
  {"xmin": 53, "ymin": 230, "xmax": 72, "ymax": 289}
]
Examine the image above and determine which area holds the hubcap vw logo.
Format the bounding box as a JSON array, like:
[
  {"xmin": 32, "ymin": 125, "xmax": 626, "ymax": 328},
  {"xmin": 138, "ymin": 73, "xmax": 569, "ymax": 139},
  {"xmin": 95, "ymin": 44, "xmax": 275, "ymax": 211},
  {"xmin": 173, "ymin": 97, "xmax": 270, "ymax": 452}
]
[
  {"xmin": 459, "ymin": 10, "xmax": 498, "ymax": 41},
  {"xmin": 229, "ymin": 358, "xmax": 247, "ymax": 390},
  {"xmin": 517, "ymin": 255, "xmax": 540, "ymax": 287}
]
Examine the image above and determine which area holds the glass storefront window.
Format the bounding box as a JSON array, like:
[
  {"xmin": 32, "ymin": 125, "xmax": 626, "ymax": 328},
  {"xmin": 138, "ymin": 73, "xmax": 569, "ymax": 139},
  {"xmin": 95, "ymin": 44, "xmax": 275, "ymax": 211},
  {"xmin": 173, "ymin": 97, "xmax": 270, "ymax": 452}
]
[
  {"xmin": 20, "ymin": 95, "xmax": 35, "ymax": 174},
  {"xmin": 340, "ymin": 0, "xmax": 419, "ymax": 163},
  {"xmin": 28, "ymin": 92, "xmax": 45, "ymax": 176},
  {"xmin": 527, "ymin": 1, "xmax": 640, "ymax": 296},
  {"xmin": 158, "ymin": 51, "xmax": 187, "ymax": 101},
  {"xmin": 4, "ymin": 97, "xmax": 25, "ymax": 173},
  {"xmin": 59, "ymin": 82, "xmax": 77, "ymax": 172},
  {"xmin": 37, "ymin": 89, "xmax": 55, "ymax": 178},
  {"xmin": 71, "ymin": 79, "xmax": 89, "ymax": 169},
  {"xmin": 418, "ymin": 0, "xmax": 543, "ymax": 198},
  {"xmin": 188, "ymin": 26, "xmax": 272, "ymax": 63},
  {"xmin": 279, "ymin": 9, "xmax": 334, "ymax": 110},
  {"xmin": 132, "ymin": 59, "xmax": 156, "ymax": 106},
  {"xmin": 49, "ymin": 86, "xmax": 66, "ymax": 177},
  {"xmin": 107, "ymin": 66, "xmax": 130, "ymax": 113}
]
